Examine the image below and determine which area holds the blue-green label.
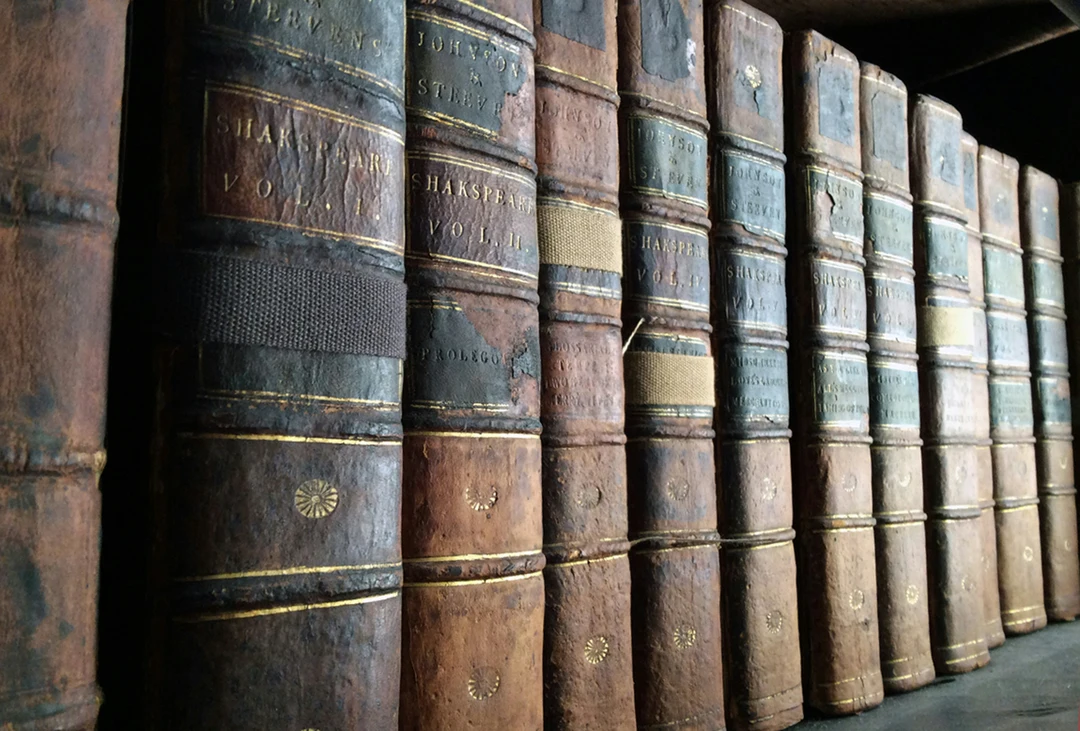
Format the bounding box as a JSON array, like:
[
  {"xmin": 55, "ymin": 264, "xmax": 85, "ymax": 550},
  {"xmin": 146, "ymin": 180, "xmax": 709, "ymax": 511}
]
[
  {"xmin": 724, "ymin": 344, "xmax": 789, "ymax": 425},
  {"xmin": 1034, "ymin": 190, "xmax": 1060, "ymax": 242},
  {"xmin": 627, "ymin": 115, "xmax": 708, "ymax": 207},
  {"xmin": 808, "ymin": 169, "xmax": 863, "ymax": 243},
  {"xmin": 1032, "ymin": 315, "xmax": 1069, "ymax": 369},
  {"xmin": 541, "ymin": 0, "xmax": 606, "ymax": 50},
  {"xmin": 1031, "ymin": 258, "xmax": 1065, "ymax": 309},
  {"xmin": 989, "ymin": 377, "xmax": 1034, "ymax": 430},
  {"xmin": 865, "ymin": 195, "xmax": 913, "ymax": 263},
  {"xmin": 811, "ymin": 258, "xmax": 866, "ymax": 337},
  {"xmin": 963, "ymin": 150, "xmax": 977, "ymax": 212},
  {"xmin": 719, "ymin": 151, "xmax": 785, "ymax": 241},
  {"xmin": 928, "ymin": 113, "xmax": 961, "ymax": 186},
  {"xmin": 870, "ymin": 90, "xmax": 906, "ymax": 170},
  {"xmin": 720, "ymin": 250, "xmax": 787, "ymax": 333},
  {"xmin": 866, "ymin": 273, "xmax": 917, "ymax": 345},
  {"xmin": 983, "ymin": 245, "xmax": 1025, "ymax": 304},
  {"xmin": 817, "ymin": 64, "xmax": 856, "ymax": 146},
  {"xmin": 922, "ymin": 217, "xmax": 968, "ymax": 282},
  {"xmin": 869, "ymin": 362, "xmax": 920, "ymax": 429},
  {"xmin": 1037, "ymin": 375, "xmax": 1072, "ymax": 426},
  {"xmin": 625, "ymin": 220, "xmax": 710, "ymax": 312},
  {"xmin": 812, "ymin": 351, "xmax": 869, "ymax": 428},
  {"xmin": 640, "ymin": 0, "xmax": 691, "ymax": 81},
  {"xmin": 986, "ymin": 311, "xmax": 1030, "ymax": 369}
]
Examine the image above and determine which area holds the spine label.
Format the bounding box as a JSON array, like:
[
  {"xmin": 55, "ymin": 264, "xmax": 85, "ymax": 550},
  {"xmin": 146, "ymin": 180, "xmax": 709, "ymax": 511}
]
[
  {"xmin": 807, "ymin": 168, "xmax": 863, "ymax": 244},
  {"xmin": 1031, "ymin": 258, "xmax": 1065, "ymax": 309},
  {"xmin": 724, "ymin": 344, "xmax": 789, "ymax": 424},
  {"xmin": 625, "ymin": 219, "xmax": 710, "ymax": 312},
  {"xmin": 817, "ymin": 65, "xmax": 856, "ymax": 146},
  {"xmin": 540, "ymin": 0, "xmax": 606, "ymax": 50},
  {"xmin": 541, "ymin": 325, "xmax": 623, "ymax": 420},
  {"xmin": 869, "ymin": 361, "xmax": 920, "ymax": 429},
  {"xmin": 1032, "ymin": 316, "xmax": 1069, "ymax": 369},
  {"xmin": 986, "ymin": 311, "xmax": 1031, "ymax": 369},
  {"xmin": 811, "ymin": 258, "xmax": 867, "ymax": 337},
  {"xmin": 866, "ymin": 273, "xmax": 917, "ymax": 345},
  {"xmin": 720, "ymin": 250, "xmax": 786, "ymax": 333},
  {"xmin": 865, "ymin": 195, "xmax": 913, "ymax": 263},
  {"xmin": 922, "ymin": 218, "xmax": 968, "ymax": 281},
  {"xmin": 983, "ymin": 246, "xmax": 1025, "ymax": 304},
  {"xmin": 718, "ymin": 151, "xmax": 785, "ymax": 242},
  {"xmin": 1036, "ymin": 375, "xmax": 1072, "ymax": 426},
  {"xmin": 811, "ymin": 351, "xmax": 870, "ymax": 429},
  {"xmin": 626, "ymin": 115, "xmax": 708, "ymax": 208},
  {"xmin": 989, "ymin": 378, "xmax": 1035, "ymax": 429},
  {"xmin": 639, "ymin": 0, "xmax": 692, "ymax": 82}
]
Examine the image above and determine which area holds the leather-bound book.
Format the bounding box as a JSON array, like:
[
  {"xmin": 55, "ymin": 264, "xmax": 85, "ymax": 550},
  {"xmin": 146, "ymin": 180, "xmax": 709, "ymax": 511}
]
[
  {"xmin": 962, "ymin": 131, "xmax": 1006, "ymax": 648},
  {"xmin": 1061, "ymin": 182, "xmax": 1080, "ymax": 602},
  {"xmin": 859, "ymin": 65, "xmax": 935, "ymax": 694},
  {"xmin": 911, "ymin": 95, "xmax": 989, "ymax": 675},
  {"xmin": 399, "ymin": 1, "xmax": 544, "ymax": 729},
  {"xmin": 1020, "ymin": 166, "xmax": 1080, "ymax": 621},
  {"xmin": 151, "ymin": 1, "xmax": 407, "ymax": 727},
  {"xmin": 978, "ymin": 146, "xmax": 1047, "ymax": 636},
  {"xmin": 534, "ymin": 1, "xmax": 637, "ymax": 727},
  {"xmin": 0, "ymin": 0, "xmax": 126, "ymax": 726},
  {"xmin": 705, "ymin": 3, "xmax": 803, "ymax": 729},
  {"xmin": 619, "ymin": 1, "xmax": 726, "ymax": 727},
  {"xmin": 785, "ymin": 31, "xmax": 883, "ymax": 715}
]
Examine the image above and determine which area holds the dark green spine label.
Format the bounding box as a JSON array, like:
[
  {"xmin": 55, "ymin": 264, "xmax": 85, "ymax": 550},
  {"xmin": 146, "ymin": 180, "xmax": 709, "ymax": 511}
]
[
  {"xmin": 817, "ymin": 64, "xmax": 856, "ymax": 146},
  {"xmin": 808, "ymin": 169, "xmax": 863, "ymax": 243},
  {"xmin": 625, "ymin": 220, "xmax": 710, "ymax": 312},
  {"xmin": 719, "ymin": 151, "xmax": 785, "ymax": 242},
  {"xmin": 811, "ymin": 258, "xmax": 866, "ymax": 337},
  {"xmin": 627, "ymin": 115, "xmax": 708, "ymax": 207},
  {"xmin": 1032, "ymin": 316, "xmax": 1069, "ymax": 369},
  {"xmin": 1031, "ymin": 258, "xmax": 1065, "ymax": 309},
  {"xmin": 922, "ymin": 218, "xmax": 968, "ymax": 281},
  {"xmin": 1037, "ymin": 375, "xmax": 1072, "ymax": 426},
  {"xmin": 865, "ymin": 195, "xmax": 913, "ymax": 263},
  {"xmin": 866, "ymin": 273, "xmax": 917, "ymax": 345},
  {"xmin": 986, "ymin": 311, "xmax": 1031, "ymax": 369},
  {"xmin": 989, "ymin": 378, "xmax": 1035, "ymax": 429},
  {"xmin": 869, "ymin": 362, "xmax": 920, "ymax": 429},
  {"xmin": 540, "ymin": 0, "xmax": 606, "ymax": 50},
  {"xmin": 811, "ymin": 351, "xmax": 869, "ymax": 428},
  {"xmin": 724, "ymin": 344, "xmax": 789, "ymax": 425},
  {"xmin": 983, "ymin": 246, "xmax": 1025, "ymax": 304},
  {"xmin": 720, "ymin": 250, "xmax": 787, "ymax": 333}
]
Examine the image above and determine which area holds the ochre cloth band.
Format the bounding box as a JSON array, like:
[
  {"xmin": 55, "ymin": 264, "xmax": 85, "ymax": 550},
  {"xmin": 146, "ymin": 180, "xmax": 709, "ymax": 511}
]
[
  {"xmin": 538, "ymin": 201, "xmax": 623, "ymax": 274},
  {"xmin": 624, "ymin": 351, "xmax": 716, "ymax": 407},
  {"xmin": 163, "ymin": 250, "xmax": 407, "ymax": 358},
  {"xmin": 921, "ymin": 306, "xmax": 973, "ymax": 348}
]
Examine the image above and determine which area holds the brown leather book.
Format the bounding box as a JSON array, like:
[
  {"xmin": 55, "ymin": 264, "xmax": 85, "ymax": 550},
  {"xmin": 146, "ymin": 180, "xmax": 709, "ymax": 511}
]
[
  {"xmin": 978, "ymin": 146, "xmax": 1047, "ymax": 636},
  {"xmin": 1020, "ymin": 166, "xmax": 1080, "ymax": 622},
  {"xmin": 785, "ymin": 31, "xmax": 884, "ymax": 715},
  {"xmin": 910, "ymin": 95, "xmax": 990, "ymax": 675},
  {"xmin": 619, "ymin": 1, "xmax": 726, "ymax": 728},
  {"xmin": 0, "ymin": 1, "xmax": 126, "ymax": 726},
  {"xmin": 534, "ymin": 1, "xmax": 637, "ymax": 727},
  {"xmin": 1061, "ymin": 182, "xmax": 1080, "ymax": 614},
  {"xmin": 705, "ymin": 3, "xmax": 803, "ymax": 729},
  {"xmin": 859, "ymin": 65, "xmax": 935, "ymax": 694},
  {"xmin": 961, "ymin": 131, "xmax": 1006, "ymax": 648},
  {"xmin": 399, "ymin": 1, "xmax": 545, "ymax": 729},
  {"xmin": 150, "ymin": 2, "xmax": 407, "ymax": 727}
]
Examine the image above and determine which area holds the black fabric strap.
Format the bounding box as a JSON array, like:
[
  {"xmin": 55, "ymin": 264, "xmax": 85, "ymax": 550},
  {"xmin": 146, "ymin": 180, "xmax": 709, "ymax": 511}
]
[{"xmin": 163, "ymin": 250, "xmax": 406, "ymax": 359}]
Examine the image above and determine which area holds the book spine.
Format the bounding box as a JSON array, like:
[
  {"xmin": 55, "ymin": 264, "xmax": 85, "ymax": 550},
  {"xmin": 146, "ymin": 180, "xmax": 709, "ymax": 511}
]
[
  {"xmin": 858, "ymin": 64, "xmax": 934, "ymax": 694},
  {"xmin": 152, "ymin": 2, "xmax": 407, "ymax": 727},
  {"xmin": 785, "ymin": 31, "xmax": 883, "ymax": 715},
  {"xmin": 0, "ymin": 0, "xmax": 126, "ymax": 726},
  {"xmin": 533, "ymin": 1, "xmax": 637, "ymax": 727},
  {"xmin": 399, "ymin": 1, "xmax": 544, "ymax": 728},
  {"xmin": 911, "ymin": 95, "xmax": 989, "ymax": 675},
  {"xmin": 962, "ymin": 132, "xmax": 1005, "ymax": 648},
  {"xmin": 618, "ymin": 1, "xmax": 725, "ymax": 728},
  {"xmin": 705, "ymin": 3, "xmax": 803, "ymax": 729},
  {"xmin": 1020, "ymin": 166, "xmax": 1080, "ymax": 622},
  {"xmin": 1061, "ymin": 182, "xmax": 1080, "ymax": 613},
  {"xmin": 978, "ymin": 146, "xmax": 1048, "ymax": 636}
]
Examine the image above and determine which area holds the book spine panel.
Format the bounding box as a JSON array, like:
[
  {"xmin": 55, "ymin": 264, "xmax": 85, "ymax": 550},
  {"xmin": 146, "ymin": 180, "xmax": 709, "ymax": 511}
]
[
  {"xmin": 706, "ymin": 4, "xmax": 803, "ymax": 729},
  {"xmin": 785, "ymin": 31, "xmax": 883, "ymax": 716},
  {"xmin": 911, "ymin": 97, "xmax": 989, "ymax": 675},
  {"xmin": 1021, "ymin": 168, "xmax": 1080, "ymax": 621},
  {"xmin": 401, "ymin": 2, "xmax": 545, "ymax": 727},
  {"xmin": 619, "ymin": 1, "xmax": 726, "ymax": 727},
  {"xmin": 152, "ymin": 3, "xmax": 408, "ymax": 726},
  {"xmin": 859, "ymin": 65, "xmax": 934, "ymax": 695},
  {"xmin": 978, "ymin": 147, "xmax": 1047, "ymax": 636},
  {"xmin": 0, "ymin": 0, "xmax": 127, "ymax": 725},
  {"xmin": 533, "ymin": 1, "xmax": 637, "ymax": 726},
  {"xmin": 962, "ymin": 133, "xmax": 1005, "ymax": 648}
]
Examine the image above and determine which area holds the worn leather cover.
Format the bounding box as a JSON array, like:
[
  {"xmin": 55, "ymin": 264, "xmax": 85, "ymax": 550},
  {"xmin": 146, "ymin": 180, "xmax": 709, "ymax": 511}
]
[
  {"xmin": 859, "ymin": 65, "xmax": 935, "ymax": 694},
  {"xmin": 619, "ymin": 1, "xmax": 726, "ymax": 728},
  {"xmin": 705, "ymin": 3, "xmax": 802, "ymax": 729},
  {"xmin": 0, "ymin": 1, "xmax": 126, "ymax": 727},
  {"xmin": 1020, "ymin": 166, "xmax": 1080, "ymax": 622},
  {"xmin": 1061, "ymin": 182, "xmax": 1080, "ymax": 621},
  {"xmin": 149, "ymin": 2, "xmax": 407, "ymax": 728},
  {"xmin": 785, "ymin": 31, "xmax": 884, "ymax": 715},
  {"xmin": 400, "ymin": 1, "xmax": 545, "ymax": 729},
  {"xmin": 962, "ymin": 131, "xmax": 1006, "ymax": 648},
  {"xmin": 911, "ymin": 96, "xmax": 990, "ymax": 675},
  {"xmin": 978, "ymin": 146, "xmax": 1047, "ymax": 636},
  {"xmin": 533, "ymin": 1, "xmax": 637, "ymax": 728}
]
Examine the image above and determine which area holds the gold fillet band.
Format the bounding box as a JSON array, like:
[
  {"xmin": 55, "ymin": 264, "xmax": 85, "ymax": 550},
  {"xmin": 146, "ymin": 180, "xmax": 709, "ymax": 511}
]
[
  {"xmin": 537, "ymin": 202, "xmax": 622, "ymax": 274},
  {"xmin": 174, "ymin": 590, "xmax": 399, "ymax": 623},
  {"xmin": 921, "ymin": 305, "xmax": 974, "ymax": 348},
  {"xmin": 624, "ymin": 351, "xmax": 716, "ymax": 407}
]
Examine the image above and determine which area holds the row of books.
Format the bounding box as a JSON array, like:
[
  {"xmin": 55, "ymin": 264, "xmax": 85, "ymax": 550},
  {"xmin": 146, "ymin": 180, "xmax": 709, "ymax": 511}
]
[{"xmin": 3, "ymin": 0, "xmax": 1079, "ymax": 729}]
